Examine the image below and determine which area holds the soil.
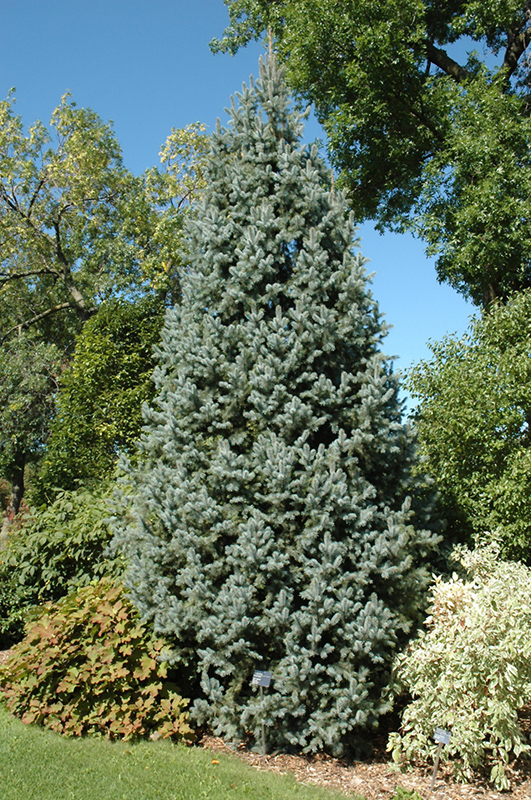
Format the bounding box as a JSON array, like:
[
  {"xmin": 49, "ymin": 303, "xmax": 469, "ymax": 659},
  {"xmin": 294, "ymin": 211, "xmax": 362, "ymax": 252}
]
[{"xmin": 1, "ymin": 649, "xmax": 530, "ymax": 799}]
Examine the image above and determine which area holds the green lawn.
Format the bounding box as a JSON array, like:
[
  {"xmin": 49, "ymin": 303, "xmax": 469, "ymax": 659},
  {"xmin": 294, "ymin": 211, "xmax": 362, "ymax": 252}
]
[{"xmin": 0, "ymin": 706, "xmax": 364, "ymax": 800}]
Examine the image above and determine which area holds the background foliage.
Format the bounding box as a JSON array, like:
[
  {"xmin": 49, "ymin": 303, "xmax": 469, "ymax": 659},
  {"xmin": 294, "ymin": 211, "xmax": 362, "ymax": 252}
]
[
  {"xmin": 408, "ymin": 289, "xmax": 531, "ymax": 561},
  {"xmin": 0, "ymin": 91, "xmax": 148, "ymax": 338},
  {"xmin": 33, "ymin": 297, "xmax": 165, "ymax": 502},
  {"xmin": 213, "ymin": 0, "xmax": 531, "ymax": 307},
  {"xmin": 0, "ymin": 487, "xmax": 119, "ymax": 646},
  {"xmin": 0, "ymin": 94, "xmax": 208, "ymax": 511},
  {"xmin": 0, "ymin": 336, "xmax": 62, "ymax": 515}
]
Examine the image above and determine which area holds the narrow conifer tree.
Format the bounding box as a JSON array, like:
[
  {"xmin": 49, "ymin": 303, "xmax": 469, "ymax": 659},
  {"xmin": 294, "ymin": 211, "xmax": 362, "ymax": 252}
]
[{"xmin": 115, "ymin": 56, "xmax": 436, "ymax": 754}]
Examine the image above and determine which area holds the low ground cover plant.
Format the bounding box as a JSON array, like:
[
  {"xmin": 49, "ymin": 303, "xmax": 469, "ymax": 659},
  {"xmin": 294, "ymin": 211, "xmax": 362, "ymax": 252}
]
[
  {"xmin": 388, "ymin": 545, "xmax": 531, "ymax": 789},
  {"xmin": 0, "ymin": 579, "xmax": 193, "ymax": 742}
]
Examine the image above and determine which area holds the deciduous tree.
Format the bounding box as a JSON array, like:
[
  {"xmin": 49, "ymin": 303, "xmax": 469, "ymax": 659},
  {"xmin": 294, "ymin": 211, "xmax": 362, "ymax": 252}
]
[
  {"xmin": 213, "ymin": 1, "xmax": 531, "ymax": 307},
  {"xmin": 408, "ymin": 289, "xmax": 531, "ymax": 560},
  {"xmin": 0, "ymin": 93, "xmax": 148, "ymax": 339},
  {"xmin": 0, "ymin": 94, "xmax": 208, "ymax": 511}
]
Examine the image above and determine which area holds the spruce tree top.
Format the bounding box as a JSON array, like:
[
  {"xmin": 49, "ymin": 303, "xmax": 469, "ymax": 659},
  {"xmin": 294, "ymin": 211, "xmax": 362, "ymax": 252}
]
[{"xmin": 151, "ymin": 56, "xmax": 404, "ymax": 474}]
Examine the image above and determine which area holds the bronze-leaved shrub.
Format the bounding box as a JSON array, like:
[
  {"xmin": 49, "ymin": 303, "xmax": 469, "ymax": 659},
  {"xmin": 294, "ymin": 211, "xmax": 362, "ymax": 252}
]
[{"xmin": 0, "ymin": 579, "xmax": 194, "ymax": 743}]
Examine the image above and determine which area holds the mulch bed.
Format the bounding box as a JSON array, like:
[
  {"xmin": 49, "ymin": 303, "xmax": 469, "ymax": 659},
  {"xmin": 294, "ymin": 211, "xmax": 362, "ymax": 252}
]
[{"xmin": 200, "ymin": 733, "xmax": 531, "ymax": 799}]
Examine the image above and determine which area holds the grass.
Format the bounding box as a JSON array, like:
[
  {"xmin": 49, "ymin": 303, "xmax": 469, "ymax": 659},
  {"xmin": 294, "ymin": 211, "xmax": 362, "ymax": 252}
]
[{"xmin": 0, "ymin": 705, "xmax": 365, "ymax": 800}]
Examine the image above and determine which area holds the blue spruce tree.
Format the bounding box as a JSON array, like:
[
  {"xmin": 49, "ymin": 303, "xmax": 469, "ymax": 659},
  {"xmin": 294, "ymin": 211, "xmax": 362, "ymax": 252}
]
[{"xmin": 114, "ymin": 56, "xmax": 437, "ymax": 754}]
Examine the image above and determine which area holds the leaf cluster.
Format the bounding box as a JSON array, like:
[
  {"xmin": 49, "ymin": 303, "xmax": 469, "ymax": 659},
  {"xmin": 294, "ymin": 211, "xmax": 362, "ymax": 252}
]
[
  {"xmin": 33, "ymin": 296, "xmax": 165, "ymax": 501},
  {"xmin": 140, "ymin": 122, "xmax": 209, "ymax": 301},
  {"xmin": 390, "ymin": 789, "xmax": 424, "ymax": 800},
  {"xmin": 388, "ymin": 546, "xmax": 531, "ymax": 790},
  {"xmin": 0, "ymin": 580, "xmax": 194, "ymax": 743},
  {"xmin": 416, "ymin": 72, "xmax": 531, "ymax": 306}
]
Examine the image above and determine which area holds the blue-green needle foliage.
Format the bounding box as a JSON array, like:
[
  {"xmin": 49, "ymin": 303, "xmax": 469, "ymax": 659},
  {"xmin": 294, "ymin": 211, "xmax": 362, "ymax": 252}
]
[{"xmin": 114, "ymin": 56, "xmax": 437, "ymax": 755}]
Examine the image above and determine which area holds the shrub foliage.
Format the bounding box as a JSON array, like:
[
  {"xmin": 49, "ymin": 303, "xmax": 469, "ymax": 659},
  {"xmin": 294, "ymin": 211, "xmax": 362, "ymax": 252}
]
[
  {"xmin": 0, "ymin": 580, "xmax": 194, "ymax": 743},
  {"xmin": 33, "ymin": 296, "xmax": 165, "ymax": 501},
  {"xmin": 388, "ymin": 546, "xmax": 531, "ymax": 789},
  {"xmin": 0, "ymin": 487, "xmax": 120, "ymax": 646}
]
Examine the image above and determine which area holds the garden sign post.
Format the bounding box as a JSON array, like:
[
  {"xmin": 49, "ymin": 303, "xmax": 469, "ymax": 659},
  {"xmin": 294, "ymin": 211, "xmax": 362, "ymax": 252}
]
[
  {"xmin": 431, "ymin": 728, "xmax": 451, "ymax": 790},
  {"xmin": 251, "ymin": 670, "xmax": 272, "ymax": 758}
]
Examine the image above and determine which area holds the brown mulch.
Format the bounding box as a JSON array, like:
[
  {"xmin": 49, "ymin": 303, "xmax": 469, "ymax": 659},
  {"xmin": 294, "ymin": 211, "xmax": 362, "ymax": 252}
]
[
  {"xmin": 200, "ymin": 731, "xmax": 531, "ymax": 800},
  {"xmin": 1, "ymin": 647, "xmax": 530, "ymax": 799}
]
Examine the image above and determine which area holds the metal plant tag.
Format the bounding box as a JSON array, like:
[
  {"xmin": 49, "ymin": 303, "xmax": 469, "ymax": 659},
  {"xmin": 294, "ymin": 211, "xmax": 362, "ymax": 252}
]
[
  {"xmin": 433, "ymin": 728, "xmax": 451, "ymax": 746},
  {"xmin": 252, "ymin": 670, "xmax": 272, "ymax": 688}
]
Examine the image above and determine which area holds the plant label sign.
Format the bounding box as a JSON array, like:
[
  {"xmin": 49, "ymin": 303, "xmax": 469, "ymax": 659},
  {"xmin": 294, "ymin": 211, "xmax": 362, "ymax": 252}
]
[
  {"xmin": 252, "ymin": 670, "xmax": 272, "ymax": 688},
  {"xmin": 431, "ymin": 728, "xmax": 451, "ymax": 789},
  {"xmin": 433, "ymin": 728, "xmax": 451, "ymax": 746},
  {"xmin": 252, "ymin": 670, "xmax": 272, "ymax": 758}
]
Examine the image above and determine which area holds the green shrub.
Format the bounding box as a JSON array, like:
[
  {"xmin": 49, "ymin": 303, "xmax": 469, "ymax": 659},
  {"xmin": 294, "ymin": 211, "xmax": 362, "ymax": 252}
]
[
  {"xmin": 0, "ymin": 487, "xmax": 122, "ymax": 645},
  {"xmin": 12, "ymin": 487, "xmax": 121, "ymax": 596},
  {"xmin": 32, "ymin": 295, "xmax": 165, "ymax": 502},
  {"xmin": 388, "ymin": 546, "xmax": 531, "ymax": 790},
  {"xmin": 0, "ymin": 579, "xmax": 194, "ymax": 743}
]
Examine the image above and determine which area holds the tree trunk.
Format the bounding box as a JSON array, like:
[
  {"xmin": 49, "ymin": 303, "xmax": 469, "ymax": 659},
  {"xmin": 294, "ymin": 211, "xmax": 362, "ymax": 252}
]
[
  {"xmin": 1, "ymin": 448, "xmax": 26, "ymax": 541},
  {"xmin": 482, "ymin": 282, "xmax": 497, "ymax": 310}
]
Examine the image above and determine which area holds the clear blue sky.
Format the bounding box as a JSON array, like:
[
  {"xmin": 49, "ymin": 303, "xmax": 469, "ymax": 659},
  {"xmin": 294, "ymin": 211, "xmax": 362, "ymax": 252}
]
[{"xmin": 1, "ymin": 0, "xmax": 474, "ymax": 381}]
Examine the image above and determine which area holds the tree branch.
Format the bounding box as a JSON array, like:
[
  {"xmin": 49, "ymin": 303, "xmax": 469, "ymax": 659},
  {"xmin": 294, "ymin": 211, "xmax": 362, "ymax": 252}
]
[
  {"xmin": 0, "ymin": 267, "xmax": 61, "ymax": 282},
  {"xmin": 51, "ymin": 219, "xmax": 90, "ymax": 316},
  {"xmin": 425, "ymin": 43, "xmax": 471, "ymax": 83},
  {"xmin": 2, "ymin": 303, "xmax": 73, "ymax": 340},
  {"xmin": 1, "ymin": 186, "xmax": 48, "ymax": 239},
  {"xmin": 0, "ymin": 187, "xmax": 22, "ymax": 215},
  {"xmin": 1, "ymin": 190, "xmax": 92, "ymax": 320},
  {"xmin": 27, "ymin": 174, "xmax": 48, "ymax": 219},
  {"xmin": 503, "ymin": 21, "xmax": 531, "ymax": 78},
  {"xmin": 53, "ymin": 219, "xmax": 69, "ymax": 268},
  {"xmin": 1, "ymin": 301, "xmax": 96, "ymax": 341}
]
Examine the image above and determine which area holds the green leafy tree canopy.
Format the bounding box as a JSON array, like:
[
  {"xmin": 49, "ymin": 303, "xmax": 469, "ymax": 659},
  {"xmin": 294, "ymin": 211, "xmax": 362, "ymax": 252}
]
[
  {"xmin": 213, "ymin": 1, "xmax": 531, "ymax": 307},
  {"xmin": 0, "ymin": 335, "xmax": 62, "ymax": 518},
  {"xmin": 408, "ymin": 288, "xmax": 531, "ymax": 560},
  {"xmin": 0, "ymin": 92, "xmax": 149, "ymax": 339}
]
